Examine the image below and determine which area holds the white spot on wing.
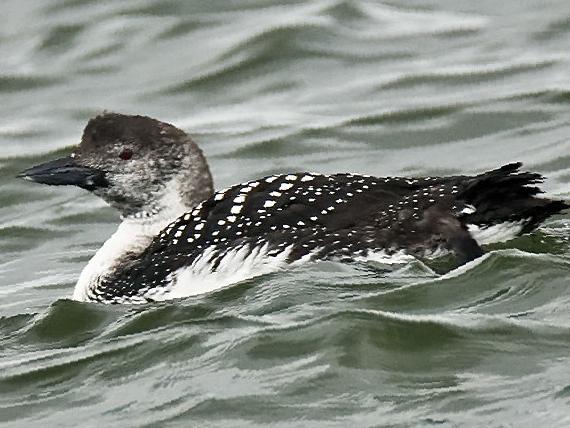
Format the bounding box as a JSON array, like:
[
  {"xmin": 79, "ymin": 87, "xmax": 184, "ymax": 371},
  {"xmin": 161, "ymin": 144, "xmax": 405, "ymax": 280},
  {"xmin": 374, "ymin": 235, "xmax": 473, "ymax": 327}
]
[{"xmin": 279, "ymin": 183, "xmax": 294, "ymax": 191}]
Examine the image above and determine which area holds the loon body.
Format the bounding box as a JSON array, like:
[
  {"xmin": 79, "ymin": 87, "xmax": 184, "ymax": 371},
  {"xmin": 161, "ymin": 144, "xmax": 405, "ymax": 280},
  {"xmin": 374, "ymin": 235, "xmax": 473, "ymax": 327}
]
[{"xmin": 19, "ymin": 113, "xmax": 568, "ymax": 304}]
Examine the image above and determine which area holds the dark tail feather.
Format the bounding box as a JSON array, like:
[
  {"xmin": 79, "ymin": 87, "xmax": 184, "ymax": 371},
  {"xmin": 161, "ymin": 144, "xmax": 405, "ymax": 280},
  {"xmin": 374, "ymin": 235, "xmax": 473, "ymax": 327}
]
[{"xmin": 458, "ymin": 163, "xmax": 569, "ymax": 233}]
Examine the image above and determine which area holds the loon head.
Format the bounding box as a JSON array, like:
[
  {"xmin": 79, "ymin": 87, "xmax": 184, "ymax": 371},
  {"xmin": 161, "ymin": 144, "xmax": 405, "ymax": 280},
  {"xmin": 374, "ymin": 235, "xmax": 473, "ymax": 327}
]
[{"xmin": 19, "ymin": 113, "xmax": 214, "ymax": 219}]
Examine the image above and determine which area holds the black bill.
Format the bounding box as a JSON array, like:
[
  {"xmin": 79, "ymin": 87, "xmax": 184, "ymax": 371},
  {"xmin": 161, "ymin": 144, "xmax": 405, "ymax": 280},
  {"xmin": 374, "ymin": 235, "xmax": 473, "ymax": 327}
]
[{"xmin": 17, "ymin": 156, "xmax": 108, "ymax": 190}]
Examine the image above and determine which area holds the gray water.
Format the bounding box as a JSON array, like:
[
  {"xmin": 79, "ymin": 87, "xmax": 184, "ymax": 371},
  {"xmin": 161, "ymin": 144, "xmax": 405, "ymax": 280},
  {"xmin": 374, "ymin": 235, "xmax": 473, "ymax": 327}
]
[{"xmin": 1, "ymin": 1, "xmax": 570, "ymax": 426}]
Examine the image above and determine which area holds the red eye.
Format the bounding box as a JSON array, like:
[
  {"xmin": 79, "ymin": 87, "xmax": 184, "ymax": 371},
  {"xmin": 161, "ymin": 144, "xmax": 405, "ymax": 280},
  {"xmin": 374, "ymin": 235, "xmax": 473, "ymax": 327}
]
[{"xmin": 119, "ymin": 148, "xmax": 133, "ymax": 160}]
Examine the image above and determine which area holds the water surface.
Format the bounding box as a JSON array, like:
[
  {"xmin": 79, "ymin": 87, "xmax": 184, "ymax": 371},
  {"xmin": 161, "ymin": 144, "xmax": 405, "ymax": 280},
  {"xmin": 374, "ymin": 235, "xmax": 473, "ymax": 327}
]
[{"xmin": 1, "ymin": 1, "xmax": 570, "ymax": 426}]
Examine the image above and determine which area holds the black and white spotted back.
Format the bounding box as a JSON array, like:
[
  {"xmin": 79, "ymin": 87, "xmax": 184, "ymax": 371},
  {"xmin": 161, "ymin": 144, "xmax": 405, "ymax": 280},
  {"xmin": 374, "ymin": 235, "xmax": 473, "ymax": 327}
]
[
  {"xmin": 21, "ymin": 112, "xmax": 567, "ymax": 304},
  {"xmin": 89, "ymin": 164, "xmax": 567, "ymax": 303}
]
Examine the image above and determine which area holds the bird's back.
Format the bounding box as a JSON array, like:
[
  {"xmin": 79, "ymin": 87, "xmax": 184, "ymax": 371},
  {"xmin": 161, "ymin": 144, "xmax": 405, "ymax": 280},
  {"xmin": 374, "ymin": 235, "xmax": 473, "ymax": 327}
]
[{"xmin": 90, "ymin": 164, "xmax": 567, "ymax": 303}]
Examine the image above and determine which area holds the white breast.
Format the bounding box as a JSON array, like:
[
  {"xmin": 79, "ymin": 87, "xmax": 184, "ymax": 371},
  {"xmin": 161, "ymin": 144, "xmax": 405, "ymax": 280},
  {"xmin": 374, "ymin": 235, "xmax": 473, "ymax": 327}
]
[{"xmin": 72, "ymin": 219, "xmax": 170, "ymax": 301}]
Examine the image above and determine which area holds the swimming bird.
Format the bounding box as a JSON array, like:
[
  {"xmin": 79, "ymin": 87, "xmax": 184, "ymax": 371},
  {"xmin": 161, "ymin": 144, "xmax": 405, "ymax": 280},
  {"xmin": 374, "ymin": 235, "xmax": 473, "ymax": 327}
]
[{"xmin": 18, "ymin": 113, "xmax": 568, "ymax": 304}]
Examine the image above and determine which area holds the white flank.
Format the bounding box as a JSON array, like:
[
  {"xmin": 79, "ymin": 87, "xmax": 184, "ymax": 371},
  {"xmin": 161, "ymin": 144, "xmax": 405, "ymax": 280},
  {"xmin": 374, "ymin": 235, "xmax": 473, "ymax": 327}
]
[
  {"xmin": 467, "ymin": 220, "xmax": 525, "ymax": 245},
  {"xmin": 156, "ymin": 243, "xmax": 295, "ymax": 299},
  {"xmin": 354, "ymin": 249, "xmax": 416, "ymax": 265}
]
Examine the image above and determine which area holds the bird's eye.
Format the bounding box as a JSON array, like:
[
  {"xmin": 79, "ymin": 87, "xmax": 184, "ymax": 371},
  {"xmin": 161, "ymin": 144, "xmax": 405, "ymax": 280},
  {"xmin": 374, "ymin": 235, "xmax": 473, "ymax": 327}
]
[{"xmin": 119, "ymin": 148, "xmax": 133, "ymax": 160}]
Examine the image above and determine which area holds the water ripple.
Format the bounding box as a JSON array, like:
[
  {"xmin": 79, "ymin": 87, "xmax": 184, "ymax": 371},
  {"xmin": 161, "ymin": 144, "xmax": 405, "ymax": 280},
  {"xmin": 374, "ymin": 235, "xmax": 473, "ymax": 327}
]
[{"xmin": 2, "ymin": 0, "xmax": 570, "ymax": 426}]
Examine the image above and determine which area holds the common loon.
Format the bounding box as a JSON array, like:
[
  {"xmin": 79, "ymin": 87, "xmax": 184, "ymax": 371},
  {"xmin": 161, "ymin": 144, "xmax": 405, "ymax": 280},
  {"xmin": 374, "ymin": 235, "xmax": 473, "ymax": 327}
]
[{"xmin": 19, "ymin": 113, "xmax": 568, "ymax": 304}]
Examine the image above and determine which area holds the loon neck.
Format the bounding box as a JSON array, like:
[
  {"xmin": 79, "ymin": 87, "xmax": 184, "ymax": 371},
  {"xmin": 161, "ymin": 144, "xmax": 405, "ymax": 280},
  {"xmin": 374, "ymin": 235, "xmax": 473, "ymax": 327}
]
[
  {"xmin": 72, "ymin": 193, "xmax": 198, "ymax": 302},
  {"xmin": 121, "ymin": 194, "xmax": 190, "ymax": 226},
  {"xmin": 74, "ymin": 156, "xmax": 214, "ymax": 301},
  {"xmin": 119, "ymin": 172, "xmax": 214, "ymax": 222}
]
